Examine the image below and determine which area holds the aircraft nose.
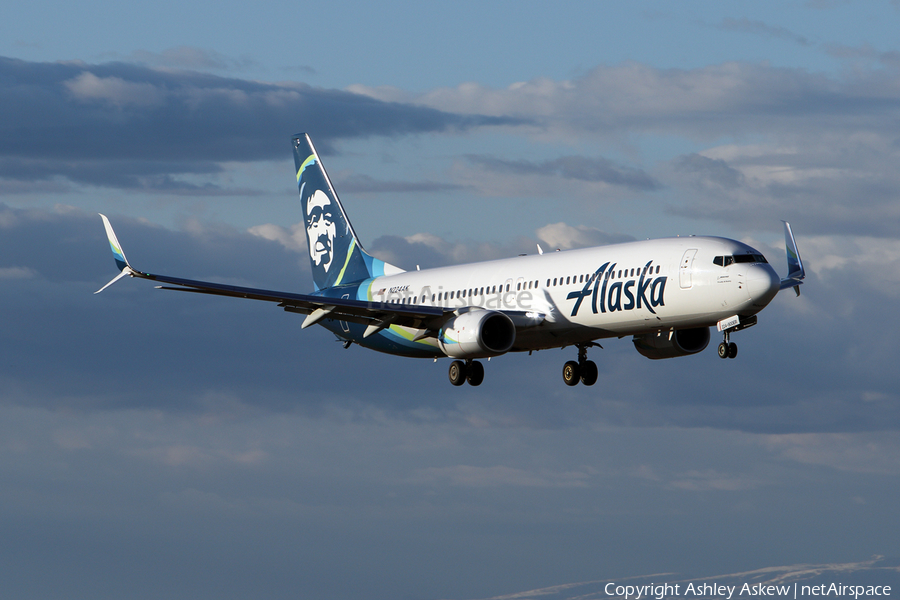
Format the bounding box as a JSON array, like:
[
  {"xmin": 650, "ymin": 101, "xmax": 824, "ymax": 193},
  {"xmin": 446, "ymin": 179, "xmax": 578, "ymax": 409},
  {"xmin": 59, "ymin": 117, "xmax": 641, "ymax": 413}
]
[{"xmin": 746, "ymin": 264, "xmax": 780, "ymax": 308}]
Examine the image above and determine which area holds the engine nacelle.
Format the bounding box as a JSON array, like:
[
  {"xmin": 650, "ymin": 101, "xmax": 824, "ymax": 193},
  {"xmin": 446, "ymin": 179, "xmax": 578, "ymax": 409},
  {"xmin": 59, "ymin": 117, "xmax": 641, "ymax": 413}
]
[
  {"xmin": 632, "ymin": 327, "xmax": 710, "ymax": 360},
  {"xmin": 438, "ymin": 309, "xmax": 516, "ymax": 359}
]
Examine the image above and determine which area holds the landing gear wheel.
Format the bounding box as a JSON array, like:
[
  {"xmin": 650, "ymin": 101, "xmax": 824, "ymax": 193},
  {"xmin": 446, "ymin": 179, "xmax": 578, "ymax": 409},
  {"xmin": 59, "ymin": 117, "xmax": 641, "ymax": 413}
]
[
  {"xmin": 448, "ymin": 360, "xmax": 467, "ymax": 386},
  {"xmin": 580, "ymin": 360, "xmax": 598, "ymax": 386},
  {"xmin": 466, "ymin": 360, "xmax": 484, "ymax": 386},
  {"xmin": 718, "ymin": 342, "xmax": 729, "ymax": 359},
  {"xmin": 728, "ymin": 342, "xmax": 738, "ymax": 359},
  {"xmin": 563, "ymin": 361, "xmax": 581, "ymax": 386}
]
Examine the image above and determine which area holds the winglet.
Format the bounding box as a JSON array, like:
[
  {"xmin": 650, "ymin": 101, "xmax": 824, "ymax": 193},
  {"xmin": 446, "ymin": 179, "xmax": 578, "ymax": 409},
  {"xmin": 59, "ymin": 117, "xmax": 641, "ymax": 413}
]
[
  {"xmin": 779, "ymin": 221, "xmax": 805, "ymax": 296},
  {"xmin": 95, "ymin": 214, "xmax": 136, "ymax": 293}
]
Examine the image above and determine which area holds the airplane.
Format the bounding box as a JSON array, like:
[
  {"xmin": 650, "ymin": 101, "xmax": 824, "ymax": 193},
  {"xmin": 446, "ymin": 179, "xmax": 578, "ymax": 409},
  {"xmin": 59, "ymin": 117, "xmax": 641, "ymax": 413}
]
[{"xmin": 97, "ymin": 133, "xmax": 806, "ymax": 387}]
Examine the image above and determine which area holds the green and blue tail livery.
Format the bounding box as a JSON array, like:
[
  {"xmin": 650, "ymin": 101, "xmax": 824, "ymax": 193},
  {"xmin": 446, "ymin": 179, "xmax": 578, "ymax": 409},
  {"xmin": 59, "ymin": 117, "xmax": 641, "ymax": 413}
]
[{"xmin": 292, "ymin": 134, "xmax": 403, "ymax": 291}]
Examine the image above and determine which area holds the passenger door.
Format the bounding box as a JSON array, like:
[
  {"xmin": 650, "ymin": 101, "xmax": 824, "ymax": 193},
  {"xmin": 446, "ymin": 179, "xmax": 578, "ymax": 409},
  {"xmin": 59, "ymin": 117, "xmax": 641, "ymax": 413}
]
[{"xmin": 680, "ymin": 249, "xmax": 698, "ymax": 289}]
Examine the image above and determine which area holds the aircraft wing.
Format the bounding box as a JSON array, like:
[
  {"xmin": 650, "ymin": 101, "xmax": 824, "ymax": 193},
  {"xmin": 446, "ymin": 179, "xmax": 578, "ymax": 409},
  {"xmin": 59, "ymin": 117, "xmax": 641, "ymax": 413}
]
[
  {"xmin": 96, "ymin": 215, "xmax": 543, "ymax": 337},
  {"xmin": 779, "ymin": 220, "xmax": 806, "ymax": 296}
]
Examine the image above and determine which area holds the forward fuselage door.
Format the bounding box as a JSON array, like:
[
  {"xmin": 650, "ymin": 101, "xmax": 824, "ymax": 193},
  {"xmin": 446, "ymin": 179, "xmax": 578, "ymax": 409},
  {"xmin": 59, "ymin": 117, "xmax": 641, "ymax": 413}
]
[{"xmin": 680, "ymin": 249, "xmax": 698, "ymax": 289}]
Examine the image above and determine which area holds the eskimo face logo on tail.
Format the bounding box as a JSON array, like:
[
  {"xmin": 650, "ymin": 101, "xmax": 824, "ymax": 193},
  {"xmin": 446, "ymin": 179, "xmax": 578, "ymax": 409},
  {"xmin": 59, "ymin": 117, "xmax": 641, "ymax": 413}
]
[
  {"xmin": 297, "ymin": 154, "xmax": 350, "ymax": 289},
  {"xmin": 305, "ymin": 188, "xmax": 336, "ymax": 273},
  {"xmin": 567, "ymin": 260, "xmax": 667, "ymax": 317}
]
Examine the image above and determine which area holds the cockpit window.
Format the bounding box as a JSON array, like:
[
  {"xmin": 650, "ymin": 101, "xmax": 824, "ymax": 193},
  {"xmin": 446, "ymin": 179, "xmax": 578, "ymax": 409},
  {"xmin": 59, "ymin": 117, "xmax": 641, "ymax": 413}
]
[
  {"xmin": 733, "ymin": 254, "xmax": 768, "ymax": 264},
  {"xmin": 713, "ymin": 255, "xmax": 734, "ymax": 267},
  {"xmin": 714, "ymin": 254, "xmax": 767, "ymax": 266}
]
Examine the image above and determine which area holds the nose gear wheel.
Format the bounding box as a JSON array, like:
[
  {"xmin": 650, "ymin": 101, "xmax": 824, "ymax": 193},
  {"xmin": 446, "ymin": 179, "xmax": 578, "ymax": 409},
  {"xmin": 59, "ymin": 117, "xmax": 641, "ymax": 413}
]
[{"xmin": 717, "ymin": 331, "xmax": 739, "ymax": 359}]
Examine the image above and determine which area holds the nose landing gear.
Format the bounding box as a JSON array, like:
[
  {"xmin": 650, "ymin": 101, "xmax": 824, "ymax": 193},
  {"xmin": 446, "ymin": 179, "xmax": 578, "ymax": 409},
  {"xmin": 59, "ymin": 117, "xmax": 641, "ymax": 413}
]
[
  {"xmin": 562, "ymin": 343, "xmax": 600, "ymax": 386},
  {"xmin": 448, "ymin": 359, "xmax": 485, "ymax": 386},
  {"xmin": 716, "ymin": 314, "xmax": 757, "ymax": 359},
  {"xmin": 717, "ymin": 331, "xmax": 738, "ymax": 359}
]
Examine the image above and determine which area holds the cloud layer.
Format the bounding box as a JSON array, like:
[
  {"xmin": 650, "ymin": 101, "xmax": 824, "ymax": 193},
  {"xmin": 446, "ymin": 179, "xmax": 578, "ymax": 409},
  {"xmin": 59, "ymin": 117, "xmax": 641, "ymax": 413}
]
[
  {"xmin": 4, "ymin": 47, "xmax": 900, "ymax": 599},
  {"xmin": 0, "ymin": 57, "xmax": 517, "ymax": 192}
]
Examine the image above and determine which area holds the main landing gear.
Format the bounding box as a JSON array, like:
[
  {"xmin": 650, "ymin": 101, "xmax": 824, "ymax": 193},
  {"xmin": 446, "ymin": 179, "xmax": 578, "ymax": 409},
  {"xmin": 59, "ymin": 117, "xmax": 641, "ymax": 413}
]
[
  {"xmin": 562, "ymin": 343, "xmax": 599, "ymax": 386},
  {"xmin": 448, "ymin": 359, "xmax": 484, "ymax": 386}
]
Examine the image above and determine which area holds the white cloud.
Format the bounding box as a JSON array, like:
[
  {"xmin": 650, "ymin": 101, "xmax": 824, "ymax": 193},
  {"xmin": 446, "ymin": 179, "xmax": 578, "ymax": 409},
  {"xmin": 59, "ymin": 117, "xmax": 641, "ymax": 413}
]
[
  {"xmin": 760, "ymin": 432, "xmax": 900, "ymax": 474},
  {"xmin": 64, "ymin": 72, "xmax": 167, "ymax": 107},
  {"xmin": 668, "ymin": 469, "xmax": 765, "ymax": 492},
  {"xmin": 247, "ymin": 222, "xmax": 307, "ymax": 252},
  {"xmin": 411, "ymin": 464, "xmax": 593, "ymax": 488},
  {"xmin": 350, "ymin": 61, "xmax": 900, "ymax": 142},
  {"xmin": 799, "ymin": 235, "xmax": 900, "ymax": 297},
  {"xmin": 536, "ymin": 222, "xmax": 633, "ymax": 251},
  {"xmin": 0, "ymin": 266, "xmax": 36, "ymax": 279},
  {"xmin": 128, "ymin": 46, "xmax": 258, "ymax": 72}
]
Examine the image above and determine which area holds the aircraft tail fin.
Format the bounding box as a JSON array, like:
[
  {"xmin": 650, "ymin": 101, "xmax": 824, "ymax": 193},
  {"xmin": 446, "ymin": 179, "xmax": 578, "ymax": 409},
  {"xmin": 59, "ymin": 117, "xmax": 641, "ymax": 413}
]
[
  {"xmin": 779, "ymin": 221, "xmax": 805, "ymax": 296},
  {"xmin": 292, "ymin": 134, "xmax": 403, "ymax": 291}
]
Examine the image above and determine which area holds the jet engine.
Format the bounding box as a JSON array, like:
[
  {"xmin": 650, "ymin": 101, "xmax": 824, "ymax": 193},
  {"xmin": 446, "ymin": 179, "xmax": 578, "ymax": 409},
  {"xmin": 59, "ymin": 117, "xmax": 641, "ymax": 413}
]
[
  {"xmin": 632, "ymin": 327, "xmax": 710, "ymax": 360},
  {"xmin": 438, "ymin": 309, "xmax": 516, "ymax": 359}
]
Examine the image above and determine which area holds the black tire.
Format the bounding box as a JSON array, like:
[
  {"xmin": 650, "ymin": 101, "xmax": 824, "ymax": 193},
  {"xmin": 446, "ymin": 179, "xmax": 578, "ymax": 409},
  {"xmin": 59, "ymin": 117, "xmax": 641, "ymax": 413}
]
[
  {"xmin": 580, "ymin": 360, "xmax": 598, "ymax": 386},
  {"xmin": 718, "ymin": 342, "xmax": 729, "ymax": 359},
  {"xmin": 728, "ymin": 342, "xmax": 738, "ymax": 359},
  {"xmin": 467, "ymin": 361, "xmax": 485, "ymax": 386},
  {"xmin": 449, "ymin": 360, "xmax": 467, "ymax": 386},
  {"xmin": 562, "ymin": 361, "xmax": 580, "ymax": 386}
]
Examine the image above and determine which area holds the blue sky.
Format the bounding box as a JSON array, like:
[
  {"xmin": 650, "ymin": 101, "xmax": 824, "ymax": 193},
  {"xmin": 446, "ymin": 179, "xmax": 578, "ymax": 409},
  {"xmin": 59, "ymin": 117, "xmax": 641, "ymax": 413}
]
[{"xmin": 2, "ymin": 2, "xmax": 900, "ymax": 599}]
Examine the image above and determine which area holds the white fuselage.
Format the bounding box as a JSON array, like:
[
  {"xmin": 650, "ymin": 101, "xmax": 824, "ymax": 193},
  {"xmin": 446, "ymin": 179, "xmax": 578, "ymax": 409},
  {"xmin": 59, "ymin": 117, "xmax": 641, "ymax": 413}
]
[{"xmin": 348, "ymin": 236, "xmax": 781, "ymax": 354}]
